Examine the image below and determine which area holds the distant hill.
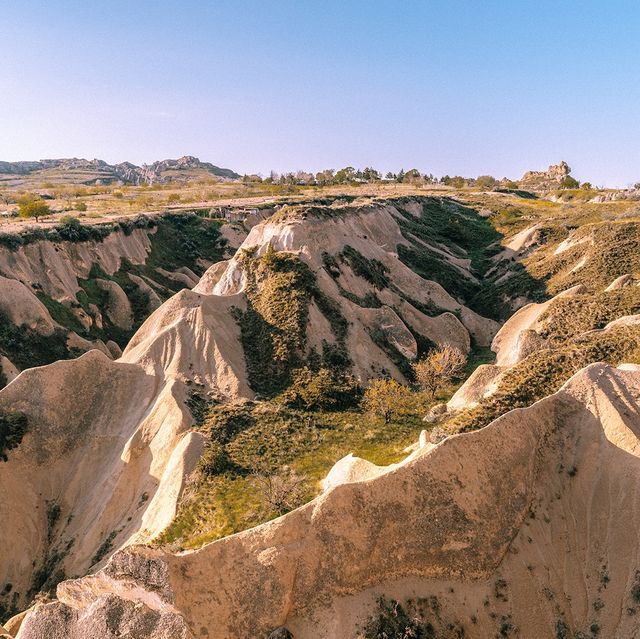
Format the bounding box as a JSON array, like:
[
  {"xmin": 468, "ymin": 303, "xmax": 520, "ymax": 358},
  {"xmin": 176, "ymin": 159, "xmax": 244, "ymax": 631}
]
[{"xmin": 0, "ymin": 155, "xmax": 240, "ymax": 186}]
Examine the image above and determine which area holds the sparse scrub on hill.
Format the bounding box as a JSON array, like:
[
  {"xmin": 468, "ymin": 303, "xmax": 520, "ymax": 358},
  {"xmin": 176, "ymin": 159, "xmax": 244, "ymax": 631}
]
[
  {"xmin": 449, "ymin": 326, "xmax": 640, "ymax": 434},
  {"xmin": 361, "ymin": 596, "xmax": 466, "ymax": 639},
  {"xmin": 538, "ymin": 287, "xmax": 640, "ymax": 343},
  {"xmin": 543, "ymin": 222, "xmax": 640, "ymax": 293},
  {"xmin": 232, "ymin": 245, "xmax": 351, "ymax": 397}
]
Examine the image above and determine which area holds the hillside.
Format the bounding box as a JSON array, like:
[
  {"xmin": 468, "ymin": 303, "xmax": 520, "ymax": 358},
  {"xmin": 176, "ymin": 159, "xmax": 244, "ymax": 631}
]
[
  {"xmin": 0, "ymin": 156, "xmax": 239, "ymax": 187},
  {"xmin": 0, "ymin": 212, "xmax": 238, "ymax": 386},
  {"xmin": 2, "ymin": 189, "xmax": 640, "ymax": 638}
]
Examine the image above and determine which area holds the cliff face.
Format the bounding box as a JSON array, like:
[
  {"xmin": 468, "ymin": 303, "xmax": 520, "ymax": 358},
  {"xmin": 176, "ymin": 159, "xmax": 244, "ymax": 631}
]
[{"xmin": 15, "ymin": 363, "xmax": 640, "ymax": 639}]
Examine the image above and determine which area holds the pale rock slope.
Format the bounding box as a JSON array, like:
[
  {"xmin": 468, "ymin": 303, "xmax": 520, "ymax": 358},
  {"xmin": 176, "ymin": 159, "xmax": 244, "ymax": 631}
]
[
  {"xmin": 491, "ymin": 284, "xmax": 585, "ymax": 367},
  {"xmin": 0, "ymin": 351, "xmax": 204, "ymax": 613},
  {"xmin": 210, "ymin": 203, "xmax": 498, "ymax": 380},
  {"xmin": 0, "ymin": 197, "xmax": 498, "ymax": 624},
  {"xmin": 15, "ymin": 363, "xmax": 640, "ymax": 639},
  {"xmin": 0, "ymin": 228, "xmax": 153, "ymax": 303}
]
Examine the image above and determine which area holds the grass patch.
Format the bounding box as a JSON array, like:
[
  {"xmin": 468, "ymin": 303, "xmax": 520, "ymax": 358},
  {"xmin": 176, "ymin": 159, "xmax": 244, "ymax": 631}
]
[{"xmin": 157, "ymin": 400, "xmax": 427, "ymax": 549}]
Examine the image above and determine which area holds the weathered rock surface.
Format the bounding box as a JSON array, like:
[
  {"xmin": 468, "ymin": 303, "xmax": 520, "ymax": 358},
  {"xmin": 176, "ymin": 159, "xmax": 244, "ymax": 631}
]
[
  {"xmin": 0, "ymin": 276, "xmax": 57, "ymax": 335},
  {"xmin": 96, "ymin": 279, "xmax": 134, "ymax": 330},
  {"xmin": 0, "ymin": 351, "xmax": 201, "ymax": 612},
  {"xmin": 520, "ymin": 160, "xmax": 571, "ymax": 189},
  {"xmin": 16, "ymin": 364, "xmax": 640, "ymax": 638}
]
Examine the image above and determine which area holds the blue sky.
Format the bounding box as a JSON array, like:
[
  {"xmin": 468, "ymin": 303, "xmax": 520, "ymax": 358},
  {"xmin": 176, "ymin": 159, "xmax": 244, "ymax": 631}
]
[{"xmin": 1, "ymin": 1, "xmax": 639, "ymax": 185}]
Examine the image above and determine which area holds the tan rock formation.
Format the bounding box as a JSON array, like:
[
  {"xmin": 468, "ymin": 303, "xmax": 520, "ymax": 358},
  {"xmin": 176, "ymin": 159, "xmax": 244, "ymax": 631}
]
[
  {"xmin": 520, "ymin": 161, "xmax": 571, "ymax": 189},
  {"xmin": 16, "ymin": 363, "xmax": 640, "ymax": 638},
  {"xmin": 0, "ymin": 351, "xmax": 200, "ymax": 611},
  {"xmin": 96, "ymin": 279, "xmax": 134, "ymax": 330},
  {"xmin": 0, "ymin": 277, "xmax": 57, "ymax": 335}
]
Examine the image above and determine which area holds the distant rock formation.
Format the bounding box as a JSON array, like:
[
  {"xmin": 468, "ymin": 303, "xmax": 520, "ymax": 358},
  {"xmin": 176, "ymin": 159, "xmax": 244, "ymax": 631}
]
[
  {"xmin": 0, "ymin": 156, "xmax": 239, "ymax": 185},
  {"xmin": 519, "ymin": 160, "xmax": 571, "ymax": 189}
]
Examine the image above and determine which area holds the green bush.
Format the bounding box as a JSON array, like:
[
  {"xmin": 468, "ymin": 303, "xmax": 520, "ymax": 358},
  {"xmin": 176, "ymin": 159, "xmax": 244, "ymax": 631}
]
[
  {"xmin": 280, "ymin": 366, "xmax": 361, "ymax": 411},
  {"xmin": 0, "ymin": 411, "xmax": 29, "ymax": 461}
]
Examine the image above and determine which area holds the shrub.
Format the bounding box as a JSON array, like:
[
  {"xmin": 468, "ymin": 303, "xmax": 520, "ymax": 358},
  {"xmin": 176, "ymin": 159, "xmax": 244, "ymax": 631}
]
[
  {"xmin": 253, "ymin": 468, "xmax": 307, "ymax": 517},
  {"xmin": 475, "ymin": 175, "xmax": 497, "ymax": 189},
  {"xmin": 280, "ymin": 366, "xmax": 361, "ymax": 411},
  {"xmin": 560, "ymin": 176, "xmax": 580, "ymax": 189},
  {"xmin": 74, "ymin": 201, "xmax": 87, "ymax": 211}
]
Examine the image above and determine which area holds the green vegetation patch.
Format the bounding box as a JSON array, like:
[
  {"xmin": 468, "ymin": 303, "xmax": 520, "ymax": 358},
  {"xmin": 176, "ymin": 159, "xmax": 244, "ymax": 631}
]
[
  {"xmin": 158, "ymin": 399, "xmax": 425, "ymax": 549},
  {"xmin": 340, "ymin": 245, "xmax": 390, "ymax": 289},
  {"xmin": 146, "ymin": 212, "xmax": 226, "ymax": 274},
  {"xmin": 0, "ymin": 410, "xmax": 29, "ymax": 461},
  {"xmin": 232, "ymin": 245, "xmax": 350, "ymax": 397}
]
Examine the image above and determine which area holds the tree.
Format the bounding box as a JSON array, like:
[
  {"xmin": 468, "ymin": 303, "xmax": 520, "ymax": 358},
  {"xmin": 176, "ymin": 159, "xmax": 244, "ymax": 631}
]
[
  {"xmin": 254, "ymin": 467, "xmax": 307, "ymax": 517},
  {"xmin": 18, "ymin": 199, "xmax": 51, "ymax": 222},
  {"xmin": 634, "ymin": 182, "xmax": 640, "ymax": 190},
  {"xmin": 412, "ymin": 345, "xmax": 467, "ymax": 400},
  {"xmin": 362, "ymin": 167, "xmax": 381, "ymax": 182},
  {"xmin": 362, "ymin": 378, "xmax": 412, "ymax": 423},
  {"xmin": 475, "ymin": 175, "xmax": 497, "ymax": 189},
  {"xmin": 581, "ymin": 182, "xmax": 592, "ymax": 190},
  {"xmin": 560, "ymin": 176, "xmax": 580, "ymax": 189},
  {"xmin": 404, "ymin": 169, "xmax": 422, "ymax": 184},
  {"xmin": 334, "ymin": 166, "xmax": 356, "ymax": 183},
  {"xmin": 315, "ymin": 169, "xmax": 335, "ymax": 185}
]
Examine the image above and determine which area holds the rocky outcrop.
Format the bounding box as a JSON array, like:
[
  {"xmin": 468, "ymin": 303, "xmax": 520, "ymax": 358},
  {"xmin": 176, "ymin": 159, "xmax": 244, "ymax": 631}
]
[
  {"xmin": 16, "ymin": 364, "xmax": 640, "ymax": 638},
  {"xmin": 212, "ymin": 202, "xmax": 498, "ymax": 380},
  {"xmin": 0, "ymin": 277, "xmax": 57, "ymax": 335},
  {"xmin": 96, "ymin": 279, "xmax": 134, "ymax": 330},
  {"xmin": 519, "ymin": 160, "xmax": 571, "ymax": 189}
]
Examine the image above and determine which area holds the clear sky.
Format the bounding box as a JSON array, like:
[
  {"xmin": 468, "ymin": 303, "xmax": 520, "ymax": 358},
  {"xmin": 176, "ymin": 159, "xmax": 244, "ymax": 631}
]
[{"xmin": 1, "ymin": 0, "xmax": 639, "ymax": 186}]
